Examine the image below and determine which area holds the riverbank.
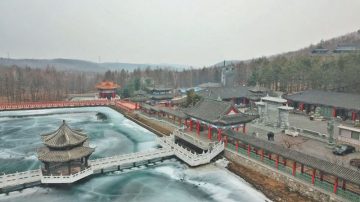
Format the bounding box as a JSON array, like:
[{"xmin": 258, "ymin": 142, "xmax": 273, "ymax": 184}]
[{"xmin": 120, "ymin": 108, "xmax": 317, "ymax": 202}]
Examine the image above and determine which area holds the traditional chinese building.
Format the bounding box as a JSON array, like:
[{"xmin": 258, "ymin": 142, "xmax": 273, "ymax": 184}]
[
  {"xmin": 146, "ymin": 86, "xmax": 174, "ymax": 105},
  {"xmin": 184, "ymin": 98, "xmax": 258, "ymax": 141},
  {"xmin": 37, "ymin": 120, "xmax": 95, "ymax": 176},
  {"xmin": 96, "ymin": 81, "xmax": 119, "ymax": 99}
]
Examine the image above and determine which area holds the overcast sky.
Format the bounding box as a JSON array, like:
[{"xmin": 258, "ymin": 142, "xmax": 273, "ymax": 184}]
[{"xmin": 0, "ymin": 0, "xmax": 359, "ymax": 66}]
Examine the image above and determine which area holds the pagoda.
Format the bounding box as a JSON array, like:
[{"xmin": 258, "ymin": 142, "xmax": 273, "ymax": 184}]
[
  {"xmin": 96, "ymin": 81, "xmax": 119, "ymax": 99},
  {"xmin": 37, "ymin": 120, "xmax": 95, "ymax": 176}
]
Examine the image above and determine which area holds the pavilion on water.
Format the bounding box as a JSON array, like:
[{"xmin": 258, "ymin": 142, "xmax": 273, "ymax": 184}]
[
  {"xmin": 183, "ymin": 99, "xmax": 259, "ymax": 141},
  {"xmin": 96, "ymin": 81, "xmax": 119, "ymax": 99},
  {"xmin": 37, "ymin": 120, "xmax": 95, "ymax": 176}
]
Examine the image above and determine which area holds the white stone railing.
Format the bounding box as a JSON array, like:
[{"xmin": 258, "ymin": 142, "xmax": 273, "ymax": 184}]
[
  {"xmin": 157, "ymin": 134, "xmax": 224, "ymax": 166},
  {"xmin": 89, "ymin": 148, "xmax": 174, "ymax": 171},
  {"xmin": 41, "ymin": 167, "xmax": 93, "ymax": 184},
  {"xmin": 173, "ymin": 129, "xmax": 213, "ymax": 150},
  {"xmin": 0, "ymin": 169, "xmax": 41, "ymax": 188},
  {"xmin": 337, "ymin": 136, "xmax": 360, "ymax": 146}
]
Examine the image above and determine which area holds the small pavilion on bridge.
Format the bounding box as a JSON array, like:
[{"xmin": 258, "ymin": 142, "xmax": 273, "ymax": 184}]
[
  {"xmin": 37, "ymin": 120, "xmax": 95, "ymax": 176},
  {"xmin": 184, "ymin": 99, "xmax": 258, "ymax": 141},
  {"xmin": 96, "ymin": 81, "xmax": 119, "ymax": 99}
]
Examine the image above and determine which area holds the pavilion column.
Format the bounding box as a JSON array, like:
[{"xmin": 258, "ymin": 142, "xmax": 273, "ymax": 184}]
[
  {"xmin": 236, "ymin": 127, "xmax": 239, "ymax": 132},
  {"xmin": 283, "ymin": 159, "xmax": 287, "ymax": 167},
  {"xmin": 242, "ymin": 123, "xmax": 246, "ymax": 134},
  {"xmin": 333, "ymin": 177, "xmax": 338, "ymax": 194},
  {"xmin": 68, "ymin": 161, "xmax": 71, "ymax": 175},
  {"xmin": 247, "ymin": 144, "xmax": 251, "ymax": 157},
  {"xmin": 189, "ymin": 120, "xmax": 193, "ymax": 132},
  {"xmin": 268, "ymin": 153, "xmax": 271, "ymax": 160},
  {"xmin": 208, "ymin": 125, "xmax": 212, "ymax": 140},
  {"xmin": 292, "ymin": 161, "xmax": 297, "ymax": 176},
  {"xmin": 332, "ymin": 107, "xmax": 337, "ymax": 117},
  {"xmin": 276, "ymin": 155, "xmax": 279, "ymax": 169},
  {"xmin": 301, "ymin": 164, "xmax": 304, "ymax": 174},
  {"xmin": 196, "ymin": 121, "xmax": 200, "ymax": 136},
  {"xmin": 342, "ymin": 180, "xmax": 346, "ymax": 190},
  {"xmin": 85, "ymin": 156, "xmax": 89, "ymax": 167},
  {"xmin": 217, "ymin": 128, "xmax": 222, "ymax": 142},
  {"xmin": 311, "ymin": 169, "xmax": 316, "ymax": 185},
  {"xmin": 352, "ymin": 112, "xmax": 357, "ymax": 121}
]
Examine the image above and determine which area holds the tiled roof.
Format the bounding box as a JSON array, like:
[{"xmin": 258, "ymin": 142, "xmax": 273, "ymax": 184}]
[
  {"xmin": 226, "ymin": 130, "xmax": 360, "ymax": 186},
  {"xmin": 199, "ymin": 86, "xmax": 250, "ymax": 100},
  {"xmin": 37, "ymin": 146, "xmax": 94, "ymax": 162},
  {"xmin": 184, "ymin": 99, "xmax": 258, "ymax": 125},
  {"xmin": 41, "ymin": 121, "xmax": 88, "ymax": 149},
  {"xmin": 95, "ymin": 81, "xmax": 119, "ymax": 90},
  {"xmin": 285, "ymin": 90, "xmax": 360, "ymax": 111}
]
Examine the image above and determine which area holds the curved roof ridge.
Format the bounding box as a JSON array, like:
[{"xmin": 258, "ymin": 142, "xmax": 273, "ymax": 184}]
[{"xmin": 41, "ymin": 120, "xmax": 88, "ymax": 149}]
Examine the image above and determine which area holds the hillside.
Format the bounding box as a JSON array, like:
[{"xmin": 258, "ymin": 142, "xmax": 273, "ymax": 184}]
[{"xmin": 0, "ymin": 58, "xmax": 190, "ymax": 73}]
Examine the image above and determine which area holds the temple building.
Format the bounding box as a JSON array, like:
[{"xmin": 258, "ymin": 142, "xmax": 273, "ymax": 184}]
[
  {"xmin": 37, "ymin": 120, "xmax": 95, "ymax": 176},
  {"xmin": 285, "ymin": 90, "xmax": 360, "ymax": 120},
  {"xmin": 184, "ymin": 98, "xmax": 258, "ymax": 141},
  {"xmin": 145, "ymin": 86, "xmax": 174, "ymax": 105},
  {"xmin": 248, "ymin": 84, "xmax": 268, "ymax": 109},
  {"xmin": 96, "ymin": 81, "xmax": 119, "ymax": 99}
]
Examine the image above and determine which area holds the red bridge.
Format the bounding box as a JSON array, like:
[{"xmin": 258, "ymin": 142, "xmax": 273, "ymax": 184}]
[{"xmin": 0, "ymin": 100, "xmax": 139, "ymax": 112}]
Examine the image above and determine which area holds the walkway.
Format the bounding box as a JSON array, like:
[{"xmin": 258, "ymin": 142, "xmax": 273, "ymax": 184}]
[{"xmin": 0, "ymin": 133, "xmax": 224, "ymax": 192}]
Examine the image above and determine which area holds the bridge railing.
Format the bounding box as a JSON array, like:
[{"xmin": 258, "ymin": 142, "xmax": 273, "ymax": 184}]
[
  {"xmin": 41, "ymin": 167, "xmax": 93, "ymax": 184},
  {"xmin": 0, "ymin": 100, "xmax": 114, "ymax": 111},
  {"xmin": 0, "ymin": 169, "xmax": 41, "ymax": 188},
  {"xmin": 157, "ymin": 134, "xmax": 224, "ymax": 166},
  {"xmin": 89, "ymin": 148, "xmax": 174, "ymax": 170}
]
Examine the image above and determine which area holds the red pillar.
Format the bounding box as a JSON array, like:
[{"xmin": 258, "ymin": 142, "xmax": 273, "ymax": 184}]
[
  {"xmin": 292, "ymin": 161, "xmax": 297, "ymax": 176},
  {"xmin": 268, "ymin": 153, "xmax": 272, "ymax": 160},
  {"xmin": 342, "ymin": 180, "xmax": 346, "ymax": 190},
  {"xmin": 235, "ymin": 141, "xmax": 239, "ymax": 152},
  {"xmin": 352, "ymin": 112, "xmax": 357, "ymax": 121},
  {"xmin": 283, "ymin": 159, "xmax": 287, "ymax": 167},
  {"xmin": 196, "ymin": 121, "xmax": 200, "ymax": 136},
  {"xmin": 301, "ymin": 164, "xmax": 304, "ymax": 174},
  {"xmin": 247, "ymin": 144, "xmax": 251, "ymax": 157},
  {"xmin": 333, "ymin": 177, "xmax": 338, "ymax": 194},
  {"xmin": 311, "ymin": 169, "xmax": 316, "ymax": 185},
  {"xmin": 332, "ymin": 107, "xmax": 336, "ymax": 117},
  {"xmin": 261, "ymin": 150, "xmax": 264, "ymax": 161},
  {"xmin": 217, "ymin": 128, "xmax": 222, "ymax": 142},
  {"xmin": 242, "ymin": 123, "xmax": 246, "ymax": 134},
  {"xmin": 112, "ymin": 92, "xmax": 115, "ymax": 98},
  {"xmin": 208, "ymin": 125, "xmax": 212, "ymax": 140},
  {"xmin": 236, "ymin": 127, "xmax": 239, "ymax": 132},
  {"xmin": 320, "ymin": 172, "xmax": 323, "ymax": 181},
  {"xmin": 189, "ymin": 120, "xmax": 193, "ymax": 132},
  {"xmin": 276, "ymin": 155, "xmax": 279, "ymax": 169}
]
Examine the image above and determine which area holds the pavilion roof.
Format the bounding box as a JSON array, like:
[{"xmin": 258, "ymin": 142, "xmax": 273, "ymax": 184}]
[
  {"xmin": 184, "ymin": 99, "xmax": 258, "ymax": 125},
  {"xmin": 198, "ymin": 86, "xmax": 250, "ymax": 100},
  {"xmin": 226, "ymin": 130, "xmax": 360, "ymax": 186},
  {"xmin": 41, "ymin": 120, "xmax": 88, "ymax": 149},
  {"xmin": 37, "ymin": 146, "xmax": 94, "ymax": 163},
  {"xmin": 96, "ymin": 81, "xmax": 119, "ymax": 90},
  {"xmin": 285, "ymin": 90, "xmax": 360, "ymax": 111}
]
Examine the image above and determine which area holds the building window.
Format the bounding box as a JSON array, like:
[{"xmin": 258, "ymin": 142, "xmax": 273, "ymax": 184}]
[{"xmin": 351, "ymin": 131, "xmax": 360, "ymax": 140}]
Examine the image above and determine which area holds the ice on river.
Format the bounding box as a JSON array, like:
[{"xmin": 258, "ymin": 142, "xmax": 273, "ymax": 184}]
[{"xmin": 0, "ymin": 107, "xmax": 270, "ymax": 202}]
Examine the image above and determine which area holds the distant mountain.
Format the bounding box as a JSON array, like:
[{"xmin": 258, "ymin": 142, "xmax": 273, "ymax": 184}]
[
  {"xmin": 0, "ymin": 58, "xmax": 191, "ymax": 72},
  {"xmin": 212, "ymin": 30, "xmax": 360, "ymax": 66}
]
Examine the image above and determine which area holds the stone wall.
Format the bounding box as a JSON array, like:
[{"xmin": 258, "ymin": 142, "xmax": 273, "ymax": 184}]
[{"xmin": 224, "ymin": 150, "xmax": 347, "ymax": 202}]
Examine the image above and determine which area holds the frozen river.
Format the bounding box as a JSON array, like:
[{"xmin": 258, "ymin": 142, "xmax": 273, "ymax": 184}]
[{"xmin": 0, "ymin": 107, "xmax": 269, "ymax": 202}]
